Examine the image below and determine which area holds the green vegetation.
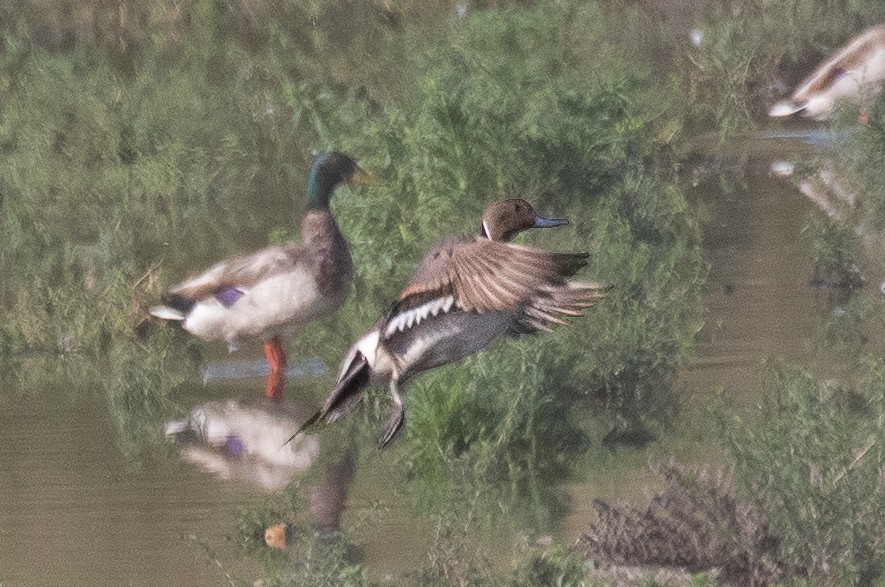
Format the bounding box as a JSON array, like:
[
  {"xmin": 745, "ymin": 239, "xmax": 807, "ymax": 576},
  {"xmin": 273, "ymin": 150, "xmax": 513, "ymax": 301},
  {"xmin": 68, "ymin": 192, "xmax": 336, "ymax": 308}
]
[
  {"xmin": 689, "ymin": 8, "xmax": 885, "ymax": 580},
  {"xmin": 234, "ymin": 497, "xmax": 373, "ymax": 587},
  {"xmin": 0, "ymin": 0, "xmax": 705, "ymax": 479},
  {"xmin": 716, "ymin": 361, "xmax": 885, "ymax": 586},
  {"xmin": 804, "ymin": 211, "xmax": 864, "ymax": 292},
  {"xmin": 318, "ymin": 4, "xmax": 707, "ymax": 530},
  {"xmin": 8, "ymin": 0, "xmax": 885, "ymax": 586},
  {"xmin": 832, "ymin": 94, "xmax": 885, "ymax": 231}
]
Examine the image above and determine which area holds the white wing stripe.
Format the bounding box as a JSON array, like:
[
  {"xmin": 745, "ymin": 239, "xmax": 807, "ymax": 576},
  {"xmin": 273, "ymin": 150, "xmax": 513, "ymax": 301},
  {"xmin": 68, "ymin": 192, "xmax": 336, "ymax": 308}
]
[{"xmin": 385, "ymin": 295, "xmax": 456, "ymax": 337}]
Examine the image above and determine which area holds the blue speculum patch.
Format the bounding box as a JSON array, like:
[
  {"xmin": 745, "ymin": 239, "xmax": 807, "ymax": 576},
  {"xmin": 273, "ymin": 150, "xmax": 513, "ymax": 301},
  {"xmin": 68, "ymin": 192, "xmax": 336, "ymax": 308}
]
[{"xmin": 216, "ymin": 287, "xmax": 245, "ymax": 307}]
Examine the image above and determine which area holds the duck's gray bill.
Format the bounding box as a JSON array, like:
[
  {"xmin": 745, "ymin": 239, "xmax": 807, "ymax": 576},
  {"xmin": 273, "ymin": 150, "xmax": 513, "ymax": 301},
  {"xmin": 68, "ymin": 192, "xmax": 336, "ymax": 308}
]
[{"xmin": 533, "ymin": 214, "xmax": 569, "ymax": 228}]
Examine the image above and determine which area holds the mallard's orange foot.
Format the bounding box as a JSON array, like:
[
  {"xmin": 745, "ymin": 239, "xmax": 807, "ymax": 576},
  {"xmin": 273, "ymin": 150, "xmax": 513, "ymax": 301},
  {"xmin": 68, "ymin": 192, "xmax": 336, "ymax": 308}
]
[{"xmin": 264, "ymin": 337, "xmax": 287, "ymax": 401}]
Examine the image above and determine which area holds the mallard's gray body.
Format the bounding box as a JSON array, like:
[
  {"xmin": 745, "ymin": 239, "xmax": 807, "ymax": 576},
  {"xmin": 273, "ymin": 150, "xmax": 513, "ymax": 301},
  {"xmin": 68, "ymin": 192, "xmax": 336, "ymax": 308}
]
[{"xmin": 166, "ymin": 211, "xmax": 353, "ymax": 349}]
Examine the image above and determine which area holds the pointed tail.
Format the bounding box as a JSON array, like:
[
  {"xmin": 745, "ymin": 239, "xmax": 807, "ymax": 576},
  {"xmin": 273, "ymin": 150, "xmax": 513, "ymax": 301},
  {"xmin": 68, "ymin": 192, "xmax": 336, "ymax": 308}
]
[
  {"xmin": 285, "ymin": 352, "xmax": 372, "ymax": 445},
  {"xmin": 149, "ymin": 305, "xmax": 186, "ymax": 321},
  {"xmin": 769, "ymin": 100, "xmax": 806, "ymax": 118}
]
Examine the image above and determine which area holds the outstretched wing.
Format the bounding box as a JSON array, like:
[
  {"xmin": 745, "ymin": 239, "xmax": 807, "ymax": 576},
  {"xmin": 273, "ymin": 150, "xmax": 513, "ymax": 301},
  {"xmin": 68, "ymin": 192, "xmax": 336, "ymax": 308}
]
[
  {"xmin": 514, "ymin": 280, "xmax": 608, "ymax": 333},
  {"xmin": 381, "ymin": 236, "xmax": 591, "ymax": 337}
]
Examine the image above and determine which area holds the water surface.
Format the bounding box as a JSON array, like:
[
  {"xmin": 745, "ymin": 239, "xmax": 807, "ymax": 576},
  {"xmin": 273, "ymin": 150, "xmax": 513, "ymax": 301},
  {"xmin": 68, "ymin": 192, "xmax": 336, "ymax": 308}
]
[
  {"xmin": 561, "ymin": 130, "xmax": 837, "ymax": 540},
  {"xmin": 0, "ymin": 385, "xmax": 261, "ymax": 586}
]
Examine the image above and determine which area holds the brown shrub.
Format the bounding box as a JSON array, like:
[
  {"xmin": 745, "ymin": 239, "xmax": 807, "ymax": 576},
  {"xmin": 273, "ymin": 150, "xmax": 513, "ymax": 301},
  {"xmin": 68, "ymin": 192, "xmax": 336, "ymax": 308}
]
[{"xmin": 578, "ymin": 461, "xmax": 793, "ymax": 586}]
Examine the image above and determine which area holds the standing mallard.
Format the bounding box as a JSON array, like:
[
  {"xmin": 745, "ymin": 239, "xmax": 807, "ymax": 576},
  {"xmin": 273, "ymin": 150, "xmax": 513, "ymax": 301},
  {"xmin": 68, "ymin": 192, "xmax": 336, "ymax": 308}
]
[
  {"xmin": 150, "ymin": 151, "xmax": 379, "ymax": 400},
  {"xmin": 291, "ymin": 198, "xmax": 606, "ymax": 448},
  {"xmin": 769, "ymin": 23, "xmax": 885, "ymax": 120}
]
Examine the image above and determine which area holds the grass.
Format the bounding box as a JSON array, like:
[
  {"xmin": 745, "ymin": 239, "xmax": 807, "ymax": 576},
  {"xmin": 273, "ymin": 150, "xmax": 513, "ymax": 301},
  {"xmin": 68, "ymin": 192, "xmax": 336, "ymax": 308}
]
[
  {"xmin": 674, "ymin": 0, "xmax": 885, "ymax": 135},
  {"xmin": 713, "ymin": 360, "xmax": 885, "ymax": 585},
  {"xmin": 10, "ymin": 0, "xmax": 885, "ymax": 585}
]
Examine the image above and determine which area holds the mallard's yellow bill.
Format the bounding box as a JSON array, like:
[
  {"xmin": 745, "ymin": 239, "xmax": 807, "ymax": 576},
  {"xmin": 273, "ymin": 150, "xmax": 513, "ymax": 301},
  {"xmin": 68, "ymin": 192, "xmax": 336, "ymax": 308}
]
[{"xmin": 350, "ymin": 165, "xmax": 382, "ymax": 186}]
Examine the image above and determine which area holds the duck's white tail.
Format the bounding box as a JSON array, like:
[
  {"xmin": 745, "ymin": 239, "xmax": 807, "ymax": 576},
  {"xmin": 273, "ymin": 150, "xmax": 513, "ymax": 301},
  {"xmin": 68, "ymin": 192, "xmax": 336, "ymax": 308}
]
[
  {"xmin": 769, "ymin": 100, "xmax": 806, "ymax": 118},
  {"xmin": 149, "ymin": 305, "xmax": 186, "ymax": 321}
]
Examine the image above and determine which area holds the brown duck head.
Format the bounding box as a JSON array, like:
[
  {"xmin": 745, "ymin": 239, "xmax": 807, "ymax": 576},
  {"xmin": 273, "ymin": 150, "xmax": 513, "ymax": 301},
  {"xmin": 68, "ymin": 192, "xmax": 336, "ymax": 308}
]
[{"xmin": 480, "ymin": 198, "xmax": 568, "ymax": 242}]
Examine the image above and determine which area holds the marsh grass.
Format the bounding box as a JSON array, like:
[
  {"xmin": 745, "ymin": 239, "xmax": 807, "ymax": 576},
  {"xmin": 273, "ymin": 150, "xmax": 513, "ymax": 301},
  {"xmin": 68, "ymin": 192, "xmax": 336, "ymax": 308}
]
[
  {"xmin": 803, "ymin": 211, "xmax": 864, "ymax": 292},
  {"xmin": 237, "ymin": 3, "xmax": 705, "ymax": 582},
  {"xmin": 714, "ymin": 360, "xmax": 885, "ymax": 585},
  {"xmin": 0, "ymin": 0, "xmax": 704, "ymax": 444},
  {"xmin": 232, "ymin": 479, "xmax": 374, "ymax": 587},
  {"xmin": 507, "ymin": 544, "xmax": 592, "ymax": 587},
  {"xmin": 803, "ymin": 91, "xmax": 885, "ymax": 361},
  {"xmin": 831, "ymin": 94, "xmax": 885, "ymax": 232},
  {"xmin": 685, "ymin": 19, "xmax": 885, "ymax": 582},
  {"xmin": 308, "ymin": 11, "xmax": 703, "ymax": 546}
]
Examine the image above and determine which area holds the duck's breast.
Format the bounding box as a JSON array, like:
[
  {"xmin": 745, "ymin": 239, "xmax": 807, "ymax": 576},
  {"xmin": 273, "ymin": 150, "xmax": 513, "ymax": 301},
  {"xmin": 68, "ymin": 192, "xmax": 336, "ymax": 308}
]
[{"xmin": 302, "ymin": 210, "xmax": 354, "ymax": 300}]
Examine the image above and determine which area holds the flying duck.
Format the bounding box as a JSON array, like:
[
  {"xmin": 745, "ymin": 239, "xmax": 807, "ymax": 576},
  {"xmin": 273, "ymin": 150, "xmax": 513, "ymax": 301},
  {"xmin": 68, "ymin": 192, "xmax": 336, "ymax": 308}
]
[
  {"xmin": 290, "ymin": 198, "xmax": 606, "ymax": 448},
  {"xmin": 150, "ymin": 151, "xmax": 378, "ymax": 401},
  {"xmin": 769, "ymin": 23, "xmax": 885, "ymax": 120}
]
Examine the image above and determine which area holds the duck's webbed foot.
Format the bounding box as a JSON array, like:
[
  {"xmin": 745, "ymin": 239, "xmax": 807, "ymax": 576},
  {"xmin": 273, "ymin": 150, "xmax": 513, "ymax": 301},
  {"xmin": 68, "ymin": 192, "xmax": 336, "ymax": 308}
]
[
  {"xmin": 378, "ymin": 381, "xmax": 404, "ymax": 449},
  {"xmin": 263, "ymin": 336, "xmax": 288, "ymax": 402}
]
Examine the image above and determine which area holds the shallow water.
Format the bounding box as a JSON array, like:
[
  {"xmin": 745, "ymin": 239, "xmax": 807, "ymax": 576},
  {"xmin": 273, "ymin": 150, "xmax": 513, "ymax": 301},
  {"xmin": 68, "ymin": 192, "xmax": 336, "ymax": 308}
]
[
  {"xmin": 0, "ymin": 128, "xmax": 854, "ymax": 584},
  {"xmin": 560, "ymin": 129, "xmax": 838, "ymax": 540},
  {"xmin": 0, "ymin": 386, "xmax": 261, "ymax": 586},
  {"xmin": 200, "ymin": 357, "xmax": 327, "ymax": 384},
  {"xmin": 685, "ymin": 171, "xmax": 825, "ymax": 396}
]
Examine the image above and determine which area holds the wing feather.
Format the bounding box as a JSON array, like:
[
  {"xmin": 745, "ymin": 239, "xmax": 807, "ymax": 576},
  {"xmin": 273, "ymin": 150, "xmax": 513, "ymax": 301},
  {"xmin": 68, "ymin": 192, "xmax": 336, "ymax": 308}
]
[
  {"xmin": 168, "ymin": 245, "xmax": 307, "ymax": 301},
  {"xmin": 381, "ymin": 236, "xmax": 594, "ymax": 338}
]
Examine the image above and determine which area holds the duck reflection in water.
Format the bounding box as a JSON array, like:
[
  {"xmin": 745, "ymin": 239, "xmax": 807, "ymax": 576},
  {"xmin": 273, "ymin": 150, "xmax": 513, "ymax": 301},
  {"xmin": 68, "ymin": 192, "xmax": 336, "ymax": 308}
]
[
  {"xmin": 166, "ymin": 398, "xmax": 358, "ymax": 532},
  {"xmin": 165, "ymin": 399, "xmax": 319, "ymax": 491}
]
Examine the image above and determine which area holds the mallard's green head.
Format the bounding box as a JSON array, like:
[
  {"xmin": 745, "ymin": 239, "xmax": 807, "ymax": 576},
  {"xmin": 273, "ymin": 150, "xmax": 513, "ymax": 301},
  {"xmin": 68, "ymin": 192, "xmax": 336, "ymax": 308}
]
[
  {"xmin": 306, "ymin": 151, "xmax": 379, "ymax": 209},
  {"xmin": 480, "ymin": 198, "xmax": 568, "ymax": 242}
]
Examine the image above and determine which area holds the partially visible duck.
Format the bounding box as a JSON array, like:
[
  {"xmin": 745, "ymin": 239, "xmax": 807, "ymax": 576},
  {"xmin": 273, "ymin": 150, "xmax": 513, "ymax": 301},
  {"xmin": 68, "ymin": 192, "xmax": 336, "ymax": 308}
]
[
  {"xmin": 290, "ymin": 199, "xmax": 606, "ymax": 448},
  {"xmin": 150, "ymin": 152, "xmax": 379, "ymax": 401},
  {"xmin": 769, "ymin": 23, "xmax": 885, "ymax": 120}
]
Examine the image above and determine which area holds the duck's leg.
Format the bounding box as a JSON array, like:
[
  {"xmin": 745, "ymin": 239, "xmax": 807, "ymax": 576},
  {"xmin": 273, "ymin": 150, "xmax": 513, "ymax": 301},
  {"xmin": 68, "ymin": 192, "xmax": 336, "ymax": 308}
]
[
  {"xmin": 263, "ymin": 336, "xmax": 287, "ymax": 401},
  {"xmin": 378, "ymin": 379, "xmax": 404, "ymax": 449}
]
